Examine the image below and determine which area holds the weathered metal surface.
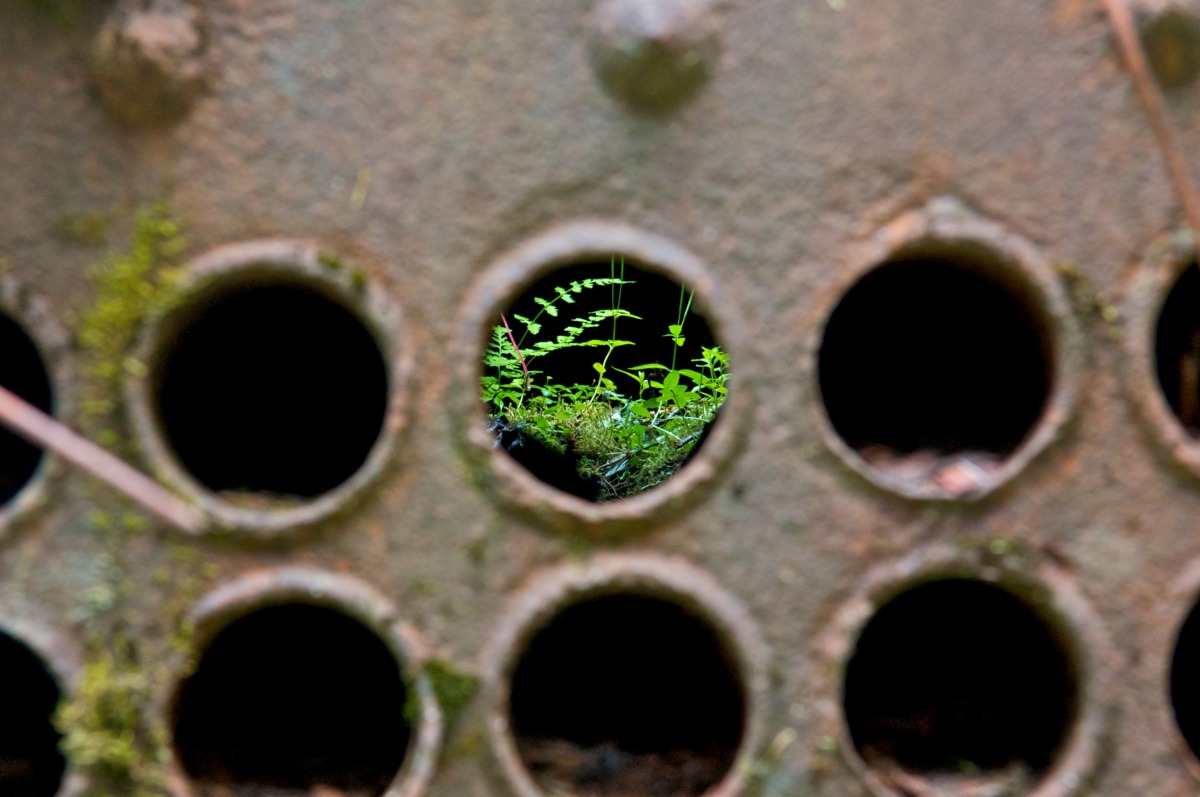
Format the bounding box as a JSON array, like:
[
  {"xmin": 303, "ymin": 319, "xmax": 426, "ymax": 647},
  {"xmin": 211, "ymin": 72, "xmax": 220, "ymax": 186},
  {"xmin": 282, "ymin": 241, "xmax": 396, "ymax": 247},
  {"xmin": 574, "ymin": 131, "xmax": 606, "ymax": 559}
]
[{"xmin": 4, "ymin": 0, "xmax": 1200, "ymax": 796}]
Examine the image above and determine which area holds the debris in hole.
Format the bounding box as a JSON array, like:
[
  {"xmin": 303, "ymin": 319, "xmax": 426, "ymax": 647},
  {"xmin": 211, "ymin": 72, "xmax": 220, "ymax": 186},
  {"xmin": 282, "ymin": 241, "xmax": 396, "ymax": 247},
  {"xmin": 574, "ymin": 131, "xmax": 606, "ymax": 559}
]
[
  {"xmin": 870, "ymin": 757, "xmax": 1036, "ymax": 797},
  {"xmin": 1178, "ymin": 329, "xmax": 1200, "ymax": 433},
  {"xmin": 517, "ymin": 737, "xmax": 730, "ymax": 797},
  {"xmin": 489, "ymin": 418, "xmax": 602, "ymax": 501},
  {"xmin": 858, "ymin": 446, "xmax": 1002, "ymax": 497}
]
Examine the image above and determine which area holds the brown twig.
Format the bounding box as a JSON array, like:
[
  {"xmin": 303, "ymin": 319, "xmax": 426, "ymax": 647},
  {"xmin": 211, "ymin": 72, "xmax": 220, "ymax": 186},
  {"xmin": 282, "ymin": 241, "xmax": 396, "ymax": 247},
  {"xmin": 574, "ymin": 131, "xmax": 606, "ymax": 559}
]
[
  {"xmin": 0, "ymin": 384, "xmax": 206, "ymax": 535},
  {"xmin": 1102, "ymin": 0, "xmax": 1200, "ymax": 237}
]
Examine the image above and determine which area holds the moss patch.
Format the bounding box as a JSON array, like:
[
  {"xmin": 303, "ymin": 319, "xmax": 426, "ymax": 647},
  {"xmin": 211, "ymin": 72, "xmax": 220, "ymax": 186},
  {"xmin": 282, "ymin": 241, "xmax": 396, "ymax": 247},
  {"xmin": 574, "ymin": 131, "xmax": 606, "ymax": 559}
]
[{"xmin": 54, "ymin": 203, "xmax": 196, "ymax": 797}]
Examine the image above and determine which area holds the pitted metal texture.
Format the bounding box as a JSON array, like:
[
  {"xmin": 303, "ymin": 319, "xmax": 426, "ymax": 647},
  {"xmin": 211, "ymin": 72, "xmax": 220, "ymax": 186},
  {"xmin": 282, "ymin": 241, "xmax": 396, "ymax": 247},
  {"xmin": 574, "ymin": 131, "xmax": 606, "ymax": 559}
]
[{"xmin": 5, "ymin": 1, "xmax": 1200, "ymax": 796}]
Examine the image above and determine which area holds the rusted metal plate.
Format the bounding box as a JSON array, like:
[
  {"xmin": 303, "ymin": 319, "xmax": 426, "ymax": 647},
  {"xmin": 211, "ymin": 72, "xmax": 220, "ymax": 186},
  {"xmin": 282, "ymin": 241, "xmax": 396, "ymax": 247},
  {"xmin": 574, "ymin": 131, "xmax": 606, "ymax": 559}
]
[{"xmin": 4, "ymin": 0, "xmax": 1200, "ymax": 796}]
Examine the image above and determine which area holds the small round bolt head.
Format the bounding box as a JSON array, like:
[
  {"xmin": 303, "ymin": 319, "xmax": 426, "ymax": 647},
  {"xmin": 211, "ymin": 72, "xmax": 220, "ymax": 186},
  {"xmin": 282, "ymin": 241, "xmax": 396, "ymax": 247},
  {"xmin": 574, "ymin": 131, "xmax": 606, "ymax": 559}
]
[
  {"xmin": 588, "ymin": 0, "xmax": 721, "ymax": 115},
  {"xmin": 90, "ymin": 0, "xmax": 209, "ymax": 126}
]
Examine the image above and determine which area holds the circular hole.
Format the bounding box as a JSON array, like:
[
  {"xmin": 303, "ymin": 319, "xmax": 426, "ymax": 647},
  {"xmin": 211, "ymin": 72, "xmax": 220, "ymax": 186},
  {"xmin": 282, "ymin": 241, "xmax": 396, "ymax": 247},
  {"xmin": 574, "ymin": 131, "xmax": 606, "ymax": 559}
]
[
  {"xmin": 171, "ymin": 603, "xmax": 411, "ymax": 795},
  {"xmin": 0, "ymin": 311, "xmax": 52, "ymax": 507},
  {"xmin": 152, "ymin": 279, "xmax": 389, "ymax": 501},
  {"xmin": 483, "ymin": 258, "xmax": 724, "ymax": 502},
  {"xmin": 509, "ymin": 593, "xmax": 744, "ymax": 796},
  {"xmin": 1141, "ymin": 9, "xmax": 1200, "ymax": 89},
  {"xmin": 1154, "ymin": 259, "xmax": 1200, "ymax": 435},
  {"xmin": 818, "ymin": 246, "xmax": 1052, "ymax": 494},
  {"xmin": 843, "ymin": 579, "xmax": 1077, "ymax": 789},
  {"xmin": 1170, "ymin": 590, "xmax": 1200, "ymax": 763},
  {"xmin": 0, "ymin": 630, "xmax": 66, "ymax": 797}
]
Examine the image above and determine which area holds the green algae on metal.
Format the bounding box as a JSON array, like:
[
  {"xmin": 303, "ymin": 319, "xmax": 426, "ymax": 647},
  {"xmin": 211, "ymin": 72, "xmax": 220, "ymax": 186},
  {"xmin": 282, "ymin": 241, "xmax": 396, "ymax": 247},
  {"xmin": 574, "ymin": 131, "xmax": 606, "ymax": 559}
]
[{"xmin": 54, "ymin": 203, "xmax": 195, "ymax": 797}]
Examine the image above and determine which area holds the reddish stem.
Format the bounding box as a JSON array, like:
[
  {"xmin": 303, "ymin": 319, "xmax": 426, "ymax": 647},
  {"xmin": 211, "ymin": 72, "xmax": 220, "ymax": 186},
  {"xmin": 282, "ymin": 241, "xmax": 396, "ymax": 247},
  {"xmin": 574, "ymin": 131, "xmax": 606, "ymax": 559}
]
[
  {"xmin": 501, "ymin": 314, "xmax": 530, "ymax": 393},
  {"xmin": 1102, "ymin": 0, "xmax": 1200, "ymax": 238}
]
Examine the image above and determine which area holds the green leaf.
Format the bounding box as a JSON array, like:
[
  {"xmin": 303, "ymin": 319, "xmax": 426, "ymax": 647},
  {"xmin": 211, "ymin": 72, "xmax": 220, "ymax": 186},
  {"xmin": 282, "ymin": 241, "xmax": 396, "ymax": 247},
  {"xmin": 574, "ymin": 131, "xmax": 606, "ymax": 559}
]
[{"xmin": 630, "ymin": 403, "xmax": 653, "ymax": 418}]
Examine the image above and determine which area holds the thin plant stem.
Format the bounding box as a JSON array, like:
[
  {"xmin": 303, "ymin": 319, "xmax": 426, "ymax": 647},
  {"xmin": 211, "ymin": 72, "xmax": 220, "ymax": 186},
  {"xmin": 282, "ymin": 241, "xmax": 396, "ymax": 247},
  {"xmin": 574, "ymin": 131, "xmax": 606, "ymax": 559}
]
[
  {"xmin": 670, "ymin": 285, "xmax": 694, "ymax": 372},
  {"xmin": 591, "ymin": 256, "xmax": 627, "ymax": 403},
  {"xmin": 1102, "ymin": 0, "xmax": 1200, "ymax": 238},
  {"xmin": 500, "ymin": 313, "xmax": 530, "ymax": 393}
]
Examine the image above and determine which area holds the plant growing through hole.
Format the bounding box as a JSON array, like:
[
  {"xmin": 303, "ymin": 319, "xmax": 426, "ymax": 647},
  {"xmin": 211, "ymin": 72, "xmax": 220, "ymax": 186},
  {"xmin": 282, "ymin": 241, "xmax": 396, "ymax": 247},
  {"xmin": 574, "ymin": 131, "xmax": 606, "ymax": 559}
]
[{"xmin": 481, "ymin": 257, "xmax": 728, "ymax": 500}]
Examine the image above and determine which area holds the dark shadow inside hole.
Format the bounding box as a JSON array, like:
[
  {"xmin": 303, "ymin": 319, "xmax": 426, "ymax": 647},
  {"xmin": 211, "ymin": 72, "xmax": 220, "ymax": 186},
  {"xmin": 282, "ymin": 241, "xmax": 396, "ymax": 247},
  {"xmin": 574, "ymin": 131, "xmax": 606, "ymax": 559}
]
[
  {"xmin": 0, "ymin": 631, "xmax": 66, "ymax": 797},
  {"xmin": 486, "ymin": 259, "xmax": 722, "ymax": 502},
  {"xmin": 1170, "ymin": 592, "xmax": 1200, "ymax": 761},
  {"xmin": 818, "ymin": 251, "xmax": 1052, "ymax": 461},
  {"xmin": 1155, "ymin": 261, "xmax": 1200, "ymax": 435},
  {"xmin": 510, "ymin": 593, "xmax": 744, "ymax": 797},
  {"xmin": 172, "ymin": 604, "xmax": 411, "ymax": 795},
  {"xmin": 154, "ymin": 281, "xmax": 389, "ymax": 499},
  {"xmin": 843, "ymin": 579, "xmax": 1076, "ymax": 779},
  {"xmin": 0, "ymin": 312, "xmax": 52, "ymax": 506}
]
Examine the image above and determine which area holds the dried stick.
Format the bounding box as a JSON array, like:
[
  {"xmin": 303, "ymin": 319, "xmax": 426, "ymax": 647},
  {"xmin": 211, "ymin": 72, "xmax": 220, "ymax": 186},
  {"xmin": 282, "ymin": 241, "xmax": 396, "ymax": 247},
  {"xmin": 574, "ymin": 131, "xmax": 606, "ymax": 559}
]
[
  {"xmin": 1102, "ymin": 0, "xmax": 1200, "ymax": 237},
  {"xmin": 0, "ymin": 384, "xmax": 205, "ymax": 534}
]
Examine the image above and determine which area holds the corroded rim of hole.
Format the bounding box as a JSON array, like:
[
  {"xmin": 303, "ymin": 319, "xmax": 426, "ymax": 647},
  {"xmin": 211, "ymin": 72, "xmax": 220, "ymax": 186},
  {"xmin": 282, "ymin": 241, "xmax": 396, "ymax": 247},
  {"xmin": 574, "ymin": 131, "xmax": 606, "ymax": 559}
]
[
  {"xmin": 451, "ymin": 220, "xmax": 751, "ymax": 538},
  {"xmin": 816, "ymin": 543, "xmax": 1111, "ymax": 797},
  {"xmin": 124, "ymin": 239, "xmax": 412, "ymax": 538},
  {"xmin": 482, "ymin": 553, "xmax": 769, "ymax": 797},
  {"xmin": 1120, "ymin": 230, "xmax": 1200, "ymax": 481},
  {"xmin": 1162, "ymin": 553, "xmax": 1200, "ymax": 782},
  {"xmin": 0, "ymin": 615, "xmax": 85, "ymax": 797},
  {"xmin": 0, "ymin": 274, "xmax": 71, "ymax": 540},
  {"xmin": 808, "ymin": 197, "xmax": 1082, "ymax": 502},
  {"xmin": 166, "ymin": 568, "xmax": 442, "ymax": 797}
]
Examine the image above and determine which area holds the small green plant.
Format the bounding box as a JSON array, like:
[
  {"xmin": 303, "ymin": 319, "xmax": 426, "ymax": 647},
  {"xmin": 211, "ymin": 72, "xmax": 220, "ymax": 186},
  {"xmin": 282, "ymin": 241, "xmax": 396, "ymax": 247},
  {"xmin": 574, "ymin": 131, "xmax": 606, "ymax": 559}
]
[{"xmin": 481, "ymin": 258, "xmax": 728, "ymax": 500}]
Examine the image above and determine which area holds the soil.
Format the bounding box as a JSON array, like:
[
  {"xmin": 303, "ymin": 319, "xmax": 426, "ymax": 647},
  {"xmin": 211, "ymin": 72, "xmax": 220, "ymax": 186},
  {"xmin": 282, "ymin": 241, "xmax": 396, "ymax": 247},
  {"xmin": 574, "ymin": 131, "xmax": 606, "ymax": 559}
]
[{"xmin": 517, "ymin": 737, "xmax": 731, "ymax": 797}]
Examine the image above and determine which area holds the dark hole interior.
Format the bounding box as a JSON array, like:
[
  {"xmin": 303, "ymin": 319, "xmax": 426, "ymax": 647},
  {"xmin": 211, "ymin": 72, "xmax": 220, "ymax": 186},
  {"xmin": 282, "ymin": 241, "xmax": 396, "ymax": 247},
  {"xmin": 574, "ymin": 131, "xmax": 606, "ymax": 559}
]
[
  {"xmin": 0, "ymin": 631, "xmax": 66, "ymax": 797},
  {"xmin": 1155, "ymin": 261, "xmax": 1200, "ymax": 435},
  {"xmin": 818, "ymin": 251, "xmax": 1051, "ymax": 459},
  {"xmin": 1170, "ymin": 592, "xmax": 1200, "ymax": 761},
  {"xmin": 154, "ymin": 280, "xmax": 389, "ymax": 499},
  {"xmin": 843, "ymin": 579, "xmax": 1076, "ymax": 778},
  {"xmin": 1141, "ymin": 10, "xmax": 1200, "ymax": 89},
  {"xmin": 171, "ymin": 603, "xmax": 411, "ymax": 795},
  {"xmin": 0, "ymin": 312, "xmax": 52, "ymax": 506},
  {"xmin": 510, "ymin": 593, "xmax": 744, "ymax": 797},
  {"xmin": 487, "ymin": 259, "xmax": 721, "ymax": 502}
]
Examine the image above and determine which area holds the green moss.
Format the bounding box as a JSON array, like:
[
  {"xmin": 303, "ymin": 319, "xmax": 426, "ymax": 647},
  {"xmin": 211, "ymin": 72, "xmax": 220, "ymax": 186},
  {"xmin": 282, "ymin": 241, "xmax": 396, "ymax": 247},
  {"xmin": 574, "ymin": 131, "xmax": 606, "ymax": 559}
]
[
  {"xmin": 740, "ymin": 727, "xmax": 808, "ymax": 797},
  {"xmin": 78, "ymin": 200, "xmax": 185, "ymax": 455},
  {"xmin": 55, "ymin": 203, "xmax": 196, "ymax": 796},
  {"xmin": 54, "ymin": 639, "xmax": 172, "ymax": 797},
  {"xmin": 427, "ymin": 659, "xmax": 479, "ymax": 717},
  {"xmin": 407, "ymin": 658, "xmax": 479, "ymax": 728},
  {"xmin": 22, "ymin": 0, "xmax": 90, "ymax": 27}
]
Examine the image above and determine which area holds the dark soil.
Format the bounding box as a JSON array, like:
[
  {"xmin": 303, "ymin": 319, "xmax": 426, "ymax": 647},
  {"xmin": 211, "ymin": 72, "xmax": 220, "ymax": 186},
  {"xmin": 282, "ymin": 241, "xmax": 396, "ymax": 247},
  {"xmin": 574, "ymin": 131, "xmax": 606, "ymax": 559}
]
[
  {"xmin": 517, "ymin": 737, "xmax": 731, "ymax": 797},
  {"xmin": 189, "ymin": 785, "xmax": 370, "ymax": 797}
]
